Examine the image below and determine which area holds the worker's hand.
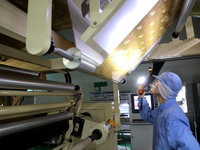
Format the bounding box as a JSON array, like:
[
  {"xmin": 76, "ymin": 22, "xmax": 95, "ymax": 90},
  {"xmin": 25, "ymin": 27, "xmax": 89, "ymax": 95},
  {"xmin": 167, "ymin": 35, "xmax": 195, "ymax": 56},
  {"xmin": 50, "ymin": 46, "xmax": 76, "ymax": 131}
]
[{"xmin": 136, "ymin": 85, "xmax": 145, "ymax": 98}]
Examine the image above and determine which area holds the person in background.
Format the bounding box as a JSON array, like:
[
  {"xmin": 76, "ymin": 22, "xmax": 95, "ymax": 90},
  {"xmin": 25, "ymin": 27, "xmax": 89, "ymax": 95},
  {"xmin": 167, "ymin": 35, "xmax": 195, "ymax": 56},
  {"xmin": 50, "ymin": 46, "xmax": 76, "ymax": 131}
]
[{"xmin": 137, "ymin": 71, "xmax": 200, "ymax": 150}]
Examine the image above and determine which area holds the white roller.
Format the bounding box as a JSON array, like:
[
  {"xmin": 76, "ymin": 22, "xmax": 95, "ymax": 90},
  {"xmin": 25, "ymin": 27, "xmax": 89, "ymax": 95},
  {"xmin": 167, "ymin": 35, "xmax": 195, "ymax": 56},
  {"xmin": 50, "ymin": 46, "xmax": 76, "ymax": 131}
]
[{"xmin": 69, "ymin": 137, "xmax": 92, "ymax": 150}]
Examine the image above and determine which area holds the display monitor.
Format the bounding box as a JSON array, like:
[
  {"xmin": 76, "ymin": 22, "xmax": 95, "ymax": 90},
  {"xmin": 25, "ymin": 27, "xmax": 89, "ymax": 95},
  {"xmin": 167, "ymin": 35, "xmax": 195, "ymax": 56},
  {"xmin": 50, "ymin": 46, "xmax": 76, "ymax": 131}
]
[
  {"xmin": 131, "ymin": 93, "xmax": 154, "ymax": 113},
  {"xmin": 176, "ymin": 85, "xmax": 188, "ymax": 113},
  {"xmin": 120, "ymin": 102, "xmax": 130, "ymax": 118}
]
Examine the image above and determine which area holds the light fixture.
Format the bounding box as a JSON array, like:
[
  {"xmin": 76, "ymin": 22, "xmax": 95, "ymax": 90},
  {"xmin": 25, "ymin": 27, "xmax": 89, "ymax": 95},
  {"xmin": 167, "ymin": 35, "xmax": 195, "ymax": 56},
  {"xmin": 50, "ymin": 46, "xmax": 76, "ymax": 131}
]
[{"xmin": 138, "ymin": 76, "xmax": 146, "ymax": 84}]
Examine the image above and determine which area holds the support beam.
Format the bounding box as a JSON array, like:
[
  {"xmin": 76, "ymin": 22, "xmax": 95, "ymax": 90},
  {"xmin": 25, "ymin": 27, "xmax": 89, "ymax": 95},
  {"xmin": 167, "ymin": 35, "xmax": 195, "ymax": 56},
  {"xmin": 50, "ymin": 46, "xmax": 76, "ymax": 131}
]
[
  {"xmin": 113, "ymin": 83, "xmax": 121, "ymax": 130},
  {"xmin": 89, "ymin": 0, "xmax": 100, "ymax": 28},
  {"xmin": 185, "ymin": 16, "xmax": 195, "ymax": 39},
  {"xmin": 26, "ymin": 0, "xmax": 52, "ymax": 56},
  {"xmin": 0, "ymin": 44, "xmax": 51, "ymax": 68},
  {"xmin": 148, "ymin": 37, "xmax": 200, "ymax": 60},
  {"xmin": 148, "ymin": 17, "xmax": 200, "ymax": 60},
  {"xmin": 0, "ymin": 44, "xmax": 71, "ymax": 72},
  {"xmin": 0, "ymin": 0, "xmax": 26, "ymax": 42},
  {"xmin": 0, "ymin": 0, "xmax": 74, "ymax": 72},
  {"xmin": 0, "ymin": 0, "xmax": 74, "ymax": 51}
]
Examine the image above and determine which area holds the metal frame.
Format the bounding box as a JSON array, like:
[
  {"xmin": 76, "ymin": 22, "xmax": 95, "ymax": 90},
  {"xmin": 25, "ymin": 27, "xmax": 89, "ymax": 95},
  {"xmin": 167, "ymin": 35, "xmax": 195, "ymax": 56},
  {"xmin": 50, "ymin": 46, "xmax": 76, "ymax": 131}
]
[
  {"xmin": 64, "ymin": 102, "xmax": 117, "ymax": 150},
  {"xmin": 89, "ymin": 0, "xmax": 100, "ymax": 28},
  {"xmin": 0, "ymin": 0, "xmax": 74, "ymax": 71},
  {"xmin": 113, "ymin": 83, "xmax": 121, "ymax": 130},
  {"xmin": 0, "ymin": 44, "xmax": 51, "ymax": 68},
  {"xmin": 0, "ymin": 0, "xmax": 26, "ymax": 43},
  {"xmin": 26, "ymin": 0, "xmax": 52, "ymax": 56},
  {"xmin": 81, "ymin": 0, "xmax": 126, "ymax": 50},
  {"xmin": 148, "ymin": 16, "xmax": 200, "ymax": 60},
  {"xmin": 0, "ymin": 0, "xmax": 74, "ymax": 50}
]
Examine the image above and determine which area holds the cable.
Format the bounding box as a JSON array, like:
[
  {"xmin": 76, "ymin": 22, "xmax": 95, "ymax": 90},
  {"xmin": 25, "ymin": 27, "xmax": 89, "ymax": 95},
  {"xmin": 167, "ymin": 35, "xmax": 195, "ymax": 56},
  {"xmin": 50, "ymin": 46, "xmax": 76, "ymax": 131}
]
[{"xmin": 64, "ymin": 72, "xmax": 72, "ymax": 83}]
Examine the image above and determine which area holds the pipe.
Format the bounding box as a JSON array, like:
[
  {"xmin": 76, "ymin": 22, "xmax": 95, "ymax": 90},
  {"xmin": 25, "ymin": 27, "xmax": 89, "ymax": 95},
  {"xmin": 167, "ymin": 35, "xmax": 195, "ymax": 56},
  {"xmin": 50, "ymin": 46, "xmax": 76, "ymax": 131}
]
[
  {"xmin": 0, "ymin": 90, "xmax": 77, "ymax": 96},
  {"xmin": 0, "ymin": 102, "xmax": 71, "ymax": 120},
  {"xmin": 0, "ymin": 74, "xmax": 75, "ymax": 91},
  {"xmin": 0, "ymin": 111, "xmax": 74, "ymax": 138},
  {"xmin": 69, "ymin": 137, "xmax": 93, "ymax": 150},
  {"xmin": 62, "ymin": 48, "xmax": 100, "ymax": 74},
  {"xmin": 48, "ymin": 40, "xmax": 99, "ymax": 75},
  {"xmin": 0, "ymin": 64, "xmax": 40, "ymax": 77},
  {"xmin": 77, "ymin": 52, "xmax": 99, "ymax": 73},
  {"xmin": 172, "ymin": 0, "xmax": 196, "ymax": 38},
  {"xmin": 68, "ymin": 129, "xmax": 102, "ymax": 150},
  {"xmin": 53, "ymin": 47, "xmax": 75, "ymax": 61}
]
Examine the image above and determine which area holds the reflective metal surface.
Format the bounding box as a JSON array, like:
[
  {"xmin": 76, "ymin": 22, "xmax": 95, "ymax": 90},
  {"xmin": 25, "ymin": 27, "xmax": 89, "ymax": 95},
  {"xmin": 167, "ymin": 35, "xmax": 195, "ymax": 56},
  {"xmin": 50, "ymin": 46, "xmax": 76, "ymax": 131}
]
[
  {"xmin": 53, "ymin": 47, "xmax": 75, "ymax": 61},
  {"xmin": 0, "ymin": 64, "xmax": 39, "ymax": 77},
  {"xmin": 0, "ymin": 74, "xmax": 75, "ymax": 91},
  {"xmin": 0, "ymin": 90, "xmax": 76, "ymax": 96},
  {"xmin": 63, "ymin": 47, "xmax": 100, "ymax": 74},
  {"xmin": 175, "ymin": 0, "xmax": 196, "ymax": 33},
  {"xmin": 0, "ymin": 111, "xmax": 74, "ymax": 137}
]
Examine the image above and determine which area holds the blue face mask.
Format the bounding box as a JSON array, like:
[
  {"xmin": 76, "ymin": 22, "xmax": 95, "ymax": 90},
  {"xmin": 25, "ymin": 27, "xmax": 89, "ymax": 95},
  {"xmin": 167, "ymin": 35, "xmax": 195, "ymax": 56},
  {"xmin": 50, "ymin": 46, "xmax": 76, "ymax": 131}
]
[{"xmin": 153, "ymin": 72, "xmax": 182, "ymax": 100}]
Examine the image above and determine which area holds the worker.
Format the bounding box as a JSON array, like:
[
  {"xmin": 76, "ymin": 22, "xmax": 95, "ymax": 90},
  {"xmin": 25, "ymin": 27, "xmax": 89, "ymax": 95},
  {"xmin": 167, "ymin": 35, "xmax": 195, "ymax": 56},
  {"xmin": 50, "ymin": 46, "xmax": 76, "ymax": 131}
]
[{"xmin": 137, "ymin": 72, "xmax": 200, "ymax": 150}]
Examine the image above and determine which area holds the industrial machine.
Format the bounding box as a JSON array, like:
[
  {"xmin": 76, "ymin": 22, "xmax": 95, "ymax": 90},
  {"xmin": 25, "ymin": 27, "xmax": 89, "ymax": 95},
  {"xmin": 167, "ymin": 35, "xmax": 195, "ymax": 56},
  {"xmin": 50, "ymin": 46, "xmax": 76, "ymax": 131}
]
[
  {"xmin": 0, "ymin": 64, "xmax": 118, "ymax": 149},
  {"xmin": 0, "ymin": 0, "xmax": 199, "ymax": 149}
]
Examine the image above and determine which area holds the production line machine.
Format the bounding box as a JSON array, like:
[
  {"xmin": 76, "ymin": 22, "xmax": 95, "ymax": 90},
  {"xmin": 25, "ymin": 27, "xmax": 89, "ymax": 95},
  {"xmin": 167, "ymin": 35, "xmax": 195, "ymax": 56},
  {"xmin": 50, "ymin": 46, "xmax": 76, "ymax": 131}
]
[
  {"xmin": 0, "ymin": 0, "xmax": 123, "ymax": 148},
  {"xmin": 0, "ymin": 64, "xmax": 118, "ymax": 149},
  {"xmin": 0, "ymin": 0, "xmax": 199, "ymax": 149}
]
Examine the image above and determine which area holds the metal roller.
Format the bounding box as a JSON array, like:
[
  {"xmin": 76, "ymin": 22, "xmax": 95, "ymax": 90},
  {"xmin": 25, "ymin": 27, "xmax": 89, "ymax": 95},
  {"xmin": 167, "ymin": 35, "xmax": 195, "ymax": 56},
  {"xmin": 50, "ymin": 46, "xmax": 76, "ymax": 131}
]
[
  {"xmin": 47, "ymin": 39, "xmax": 99, "ymax": 75},
  {"xmin": 0, "ymin": 102, "xmax": 71, "ymax": 120},
  {"xmin": 172, "ymin": 0, "xmax": 196, "ymax": 38},
  {"xmin": 69, "ymin": 137, "xmax": 93, "ymax": 150},
  {"xmin": 62, "ymin": 47, "xmax": 100, "ymax": 74},
  {"xmin": 0, "ymin": 64, "xmax": 40, "ymax": 77},
  {"xmin": 0, "ymin": 74, "xmax": 75, "ymax": 91},
  {"xmin": 0, "ymin": 90, "xmax": 76, "ymax": 96},
  {"xmin": 0, "ymin": 111, "xmax": 74, "ymax": 138},
  {"xmin": 53, "ymin": 47, "xmax": 75, "ymax": 61},
  {"xmin": 68, "ymin": 131, "xmax": 102, "ymax": 150}
]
